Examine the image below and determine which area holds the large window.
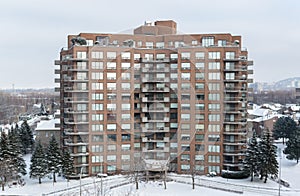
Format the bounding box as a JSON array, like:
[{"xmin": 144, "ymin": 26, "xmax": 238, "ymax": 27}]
[
  {"xmin": 91, "ymin": 51, "xmax": 103, "ymax": 59},
  {"xmin": 107, "ymin": 52, "xmax": 116, "ymax": 59},
  {"xmin": 202, "ymin": 37, "xmax": 214, "ymax": 47},
  {"xmin": 208, "ymin": 52, "xmax": 220, "ymax": 59},
  {"xmin": 91, "ymin": 62, "xmax": 103, "ymax": 69},
  {"xmin": 208, "ymin": 145, "xmax": 220, "ymax": 152},
  {"xmin": 77, "ymin": 51, "xmax": 87, "ymax": 59},
  {"xmin": 91, "ymin": 83, "xmax": 103, "ymax": 90},
  {"xmin": 195, "ymin": 52, "xmax": 205, "ymax": 59},
  {"xmin": 91, "ymin": 72, "xmax": 103, "ymax": 80},
  {"xmin": 208, "ymin": 73, "xmax": 220, "ymax": 80},
  {"xmin": 208, "ymin": 62, "xmax": 220, "ymax": 70}
]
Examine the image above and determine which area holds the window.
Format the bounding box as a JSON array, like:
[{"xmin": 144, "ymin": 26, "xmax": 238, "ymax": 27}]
[
  {"xmin": 195, "ymin": 104, "xmax": 205, "ymax": 110},
  {"xmin": 156, "ymin": 42, "xmax": 164, "ymax": 48},
  {"xmin": 195, "ymin": 134, "xmax": 204, "ymax": 142},
  {"xmin": 91, "ymin": 145, "xmax": 103, "ymax": 152},
  {"xmin": 92, "ymin": 104, "xmax": 103, "ymax": 111},
  {"xmin": 121, "ymin": 124, "xmax": 130, "ymax": 130},
  {"xmin": 195, "ymin": 52, "xmax": 205, "ymax": 59},
  {"xmin": 107, "ymin": 52, "xmax": 116, "ymax": 59},
  {"xmin": 195, "ymin": 124, "xmax": 204, "ymax": 131},
  {"xmin": 171, "ymin": 73, "xmax": 178, "ymax": 80},
  {"xmin": 225, "ymin": 52, "xmax": 235, "ymax": 59},
  {"xmin": 208, "ymin": 145, "xmax": 220, "ymax": 152},
  {"xmin": 121, "ymin": 83, "xmax": 131, "ymax": 90},
  {"xmin": 181, "ymin": 94, "xmax": 190, "ymax": 100},
  {"xmin": 196, "ymin": 73, "xmax": 205, "ymax": 80},
  {"xmin": 107, "ymin": 104, "xmax": 116, "ymax": 111},
  {"xmin": 195, "ymin": 144, "xmax": 205, "ymax": 151},
  {"xmin": 195, "ymin": 62, "xmax": 205, "ymax": 70},
  {"xmin": 208, "ymin": 93, "xmax": 220, "ymax": 101},
  {"xmin": 107, "ymin": 144, "xmax": 116, "ymax": 151},
  {"xmin": 170, "ymin": 103, "xmax": 178, "ymax": 109},
  {"xmin": 208, "ymin": 104, "xmax": 220, "ymax": 111},
  {"xmin": 92, "ymin": 124, "xmax": 104, "ymax": 132},
  {"xmin": 195, "ymin": 155, "xmax": 204, "ymax": 161},
  {"xmin": 208, "ymin": 62, "xmax": 220, "ymax": 70},
  {"xmin": 91, "ymin": 72, "xmax": 103, "ymax": 80},
  {"xmin": 92, "ymin": 93, "xmax": 103, "ymax": 100},
  {"xmin": 77, "ymin": 62, "xmax": 87, "ymax": 70},
  {"xmin": 181, "ymin": 73, "xmax": 190, "ymax": 80},
  {"xmin": 208, "ymin": 83, "xmax": 220, "ymax": 91},
  {"xmin": 91, "ymin": 62, "xmax": 103, "ymax": 69},
  {"xmin": 208, "ymin": 124, "xmax": 220, "ymax": 132},
  {"xmin": 208, "ymin": 114, "xmax": 220, "ymax": 121},
  {"xmin": 92, "ymin": 155, "xmax": 103, "ymax": 163},
  {"xmin": 181, "ymin": 114, "xmax": 190, "ymax": 121},
  {"xmin": 181, "ymin": 63, "xmax": 190, "ymax": 70},
  {"xmin": 92, "ymin": 135, "xmax": 103, "ymax": 142},
  {"xmin": 91, "ymin": 51, "xmax": 103, "ymax": 59},
  {"xmin": 181, "ymin": 83, "xmax": 190, "ymax": 90},
  {"xmin": 208, "ymin": 73, "xmax": 220, "ymax": 80},
  {"xmin": 208, "ymin": 52, "xmax": 220, "ymax": 59},
  {"xmin": 196, "ymin": 93, "xmax": 205, "ymax": 100},
  {"xmin": 107, "ymin": 155, "xmax": 116, "ymax": 162},
  {"xmin": 107, "ymin": 62, "xmax": 116, "ymax": 70},
  {"xmin": 181, "ymin": 154, "xmax": 190, "ymax": 161},
  {"xmin": 122, "ymin": 73, "xmax": 131, "ymax": 80},
  {"xmin": 181, "ymin": 52, "xmax": 190, "ymax": 59},
  {"xmin": 181, "ymin": 103, "xmax": 190, "ymax": 110},
  {"xmin": 146, "ymin": 42, "xmax": 153, "ymax": 48},
  {"xmin": 181, "ymin": 124, "xmax": 190, "ymax": 130},
  {"xmin": 202, "ymin": 37, "xmax": 214, "ymax": 47},
  {"xmin": 77, "ymin": 51, "xmax": 87, "ymax": 59},
  {"xmin": 107, "ymin": 83, "xmax": 116, "ymax": 90},
  {"xmin": 92, "ymin": 114, "xmax": 103, "ymax": 121},
  {"xmin": 107, "ymin": 124, "xmax": 117, "ymax": 131},
  {"xmin": 225, "ymin": 73, "xmax": 235, "ymax": 80},
  {"xmin": 121, "ymin": 63, "xmax": 130, "ymax": 70},
  {"xmin": 170, "ymin": 83, "xmax": 178, "ymax": 90},
  {"xmin": 107, "ymin": 134, "xmax": 117, "ymax": 142},
  {"xmin": 122, "ymin": 103, "xmax": 131, "ymax": 110},
  {"xmin": 156, "ymin": 53, "xmax": 165, "ymax": 59},
  {"xmin": 195, "ymin": 114, "xmax": 205, "ymax": 121},
  {"xmin": 121, "ymin": 52, "xmax": 131, "ymax": 59},
  {"xmin": 134, "ymin": 54, "xmax": 140, "ymax": 60},
  {"xmin": 122, "ymin": 134, "xmax": 131, "ymax": 141},
  {"xmin": 209, "ymin": 166, "xmax": 220, "ymax": 174},
  {"xmin": 122, "ymin": 113, "xmax": 130, "ymax": 121},
  {"xmin": 208, "ymin": 156, "xmax": 220, "ymax": 163},
  {"xmin": 107, "ymin": 165, "xmax": 116, "ymax": 172},
  {"xmin": 121, "ymin": 144, "xmax": 131, "ymax": 151},
  {"xmin": 195, "ymin": 83, "xmax": 204, "ymax": 90},
  {"xmin": 181, "ymin": 164, "xmax": 190, "ymax": 170},
  {"xmin": 218, "ymin": 40, "xmax": 227, "ymax": 46},
  {"xmin": 208, "ymin": 135, "xmax": 220, "ymax": 142},
  {"xmin": 170, "ymin": 54, "xmax": 178, "ymax": 60}
]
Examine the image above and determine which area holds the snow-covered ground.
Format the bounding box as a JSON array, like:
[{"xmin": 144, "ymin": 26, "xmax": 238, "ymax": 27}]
[{"xmin": 1, "ymin": 144, "xmax": 300, "ymax": 196}]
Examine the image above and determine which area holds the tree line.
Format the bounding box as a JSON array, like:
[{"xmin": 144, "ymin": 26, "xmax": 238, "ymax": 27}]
[{"xmin": 0, "ymin": 121, "xmax": 74, "ymax": 191}]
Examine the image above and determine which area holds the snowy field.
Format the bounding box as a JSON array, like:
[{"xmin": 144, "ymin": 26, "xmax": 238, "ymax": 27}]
[{"xmin": 1, "ymin": 144, "xmax": 300, "ymax": 196}]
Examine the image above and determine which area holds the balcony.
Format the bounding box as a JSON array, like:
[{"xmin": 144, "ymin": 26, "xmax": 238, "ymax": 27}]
[
  {"xmin": 142, "ymin": 97, "xmax": 170, "ymax": 102},
  {"xmin": 64, "ymin": 108, "xmax": 89, "ymax": 114},
  {"xmin": 223, "ymin": 131, "xmax": 247, "ymax": 136},
  {"xmin": 224, "ymin": 118, "xmax": 247, "ymax": 125},
  {"xmin": 142, "ymin": 117, "xmax": 170, "ymax": 123},
  {"xmin": 223, "ymin": 56, "xmax": 247, "ymax": 62},
  {"xmin": 142, "ymin": 137, "xmax": 169, "ymax": 143},
  {"xmin": 223, "ymin": 160, "xmax": 244, "ymax": 167},
  {"xmin": 142, "ymin": 107, "xmax": 169, "ymax": 112},
  {"xmin": 64, "ymin": 118, "xmax": 88, "ymax": 125},
  {"xmin": 224, "ymin": 76, "xmax": 247, "ymax": 82},
  {"xmin": 70, "ymin": 152, "xmax": 89, "ymax": 157},
  {"xmin": 64, "ymin": 97, "xmax": 89, "ymax": 103},
  {"xmin": 55, "ymin": 87, "xmax": 60, "ymax": 92},
  {"xmin": 142, "ymin": 147, "xmax": 170, "ymax": 153},
  {"xmin": 140, "ymin": 58, "xmax": 170, "ymax": 63},
  {"xmin": 64, "ymin": 77, "xmax": 89, "ymax": 82},
  {"xmin": 55, "ymin": 78, "xmax": 60, "ymax": 83},
  {"xmin": 142, "ymin": 67, "xmax": 170, "ymax": 73},
  {"xmin": 224, "ymin": 87, "xmax": 247, "ymax": 92},
  {"xmin": 55, "ymin": 69, "xmax": 60, "ymax": 74},
  {"xmin": 64, "ymin": 130, "xmax": 89, "ymax": 136},
  {"xmin": 142, "ymin": 87, "xmax": 170, "ymax": 93},
  {"xmin": 54, "ymin": 60, "xmax": 61, "ymax": 65},
  {"xmin": 142, "ymin": 77, "xmax": 170, "ymax": 83},
  {"xmin": 224, "ymin": 65, "xmax": 248, "ymax": 72},
  {"xmin": 64, "ymin": 87, "xmax": 89, "ymax": 92},
  {"xmin": 142, "ymin": 127, "xmax": 170, "ymax": 133}
]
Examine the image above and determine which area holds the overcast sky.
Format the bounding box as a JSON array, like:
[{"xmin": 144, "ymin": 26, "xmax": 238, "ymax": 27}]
[{"xmin": 0, "ymin": 0, "xmax": 299, "ymax": 89}]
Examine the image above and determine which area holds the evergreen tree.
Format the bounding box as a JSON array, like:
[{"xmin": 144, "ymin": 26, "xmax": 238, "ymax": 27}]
[
  {"xmin": 30, "ymin": 141, "xmax": 48, "ymax": 184},
  {"xmin": 273, "ymin": 116, "xmax": 297, "ymax": 144},
  {"xmin": 20, "ymin": 120, "xmax": 34, "ymax": 154},
  {"xmin": 0, "ymin": 132, "xmax": 17, "ymax": 191},
  {"xmin": 244, "ymin": 132, "xmax": 259, "ymax": 181},
  {"xmin": 62, "ymin": 150, "xmax": 74, "ymax": 181},
  {"xmin": 258, "ymin": 130, "xmax": 279, "ymax": 183},
  {"xmin": 46, "ymin": 135, "xmax": 62, "ymax": 183},
  {"xmin": 8, "ymin": 127, "xmax": 27, "ymax": 176},
  {"xmin": 283, "ymin": 128, "xmax": 300, "ymax": 163}
]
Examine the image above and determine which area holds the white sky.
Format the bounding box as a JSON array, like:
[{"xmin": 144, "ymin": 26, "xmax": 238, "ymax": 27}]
[{"xmin": 0, "ymin": 0, "xmax": 299, "ymax": 89}]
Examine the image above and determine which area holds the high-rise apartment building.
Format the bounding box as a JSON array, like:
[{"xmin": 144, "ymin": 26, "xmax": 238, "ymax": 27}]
[{"xmin": 55, "ymin": 20, "xmax": 254, "ymax": 177}]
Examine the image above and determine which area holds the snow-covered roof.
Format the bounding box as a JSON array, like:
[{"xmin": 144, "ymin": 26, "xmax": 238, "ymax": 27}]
[
  {"xmin": 35, "ymin": 118, "xmax": 60, "ymax": 131},
  {"xmin": 249, "ymin": 108, "xmax": 269, "ymax": 117}
]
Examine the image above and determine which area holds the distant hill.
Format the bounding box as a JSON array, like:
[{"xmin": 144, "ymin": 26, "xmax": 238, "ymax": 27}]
[{"xmin": 251, "ymin": 77, "xmax": 300, "ymax": 91}]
